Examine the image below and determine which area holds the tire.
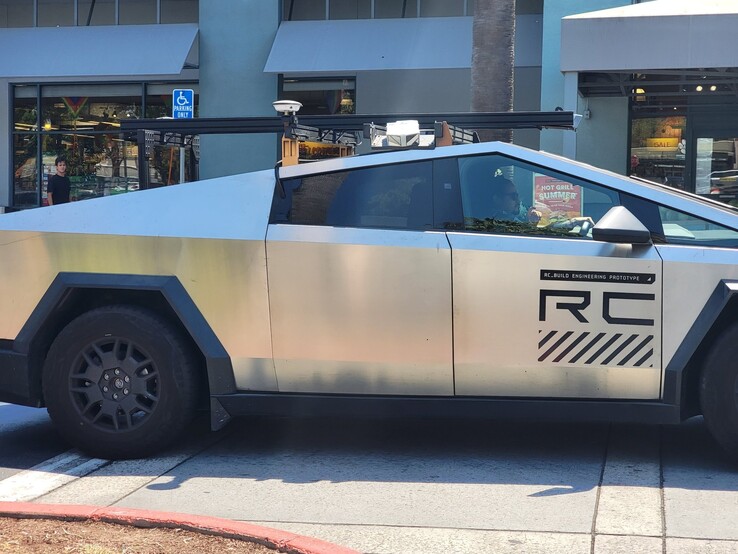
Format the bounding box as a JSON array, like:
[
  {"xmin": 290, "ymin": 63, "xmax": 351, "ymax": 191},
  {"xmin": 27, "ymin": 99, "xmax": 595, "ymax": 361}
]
[
  {"xmin": 43, "ymin": 305, "xmax": 200, "ymax": 460},
  {"xmin": 700, "ymin": 322, "xmax": 738, "ymax": 460}
]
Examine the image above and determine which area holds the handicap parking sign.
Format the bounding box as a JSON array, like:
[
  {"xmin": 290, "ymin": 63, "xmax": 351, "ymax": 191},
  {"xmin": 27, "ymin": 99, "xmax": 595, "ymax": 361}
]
[{"xmin": 172, "ymin": 89, "xmax": 194, "ymax": 119}]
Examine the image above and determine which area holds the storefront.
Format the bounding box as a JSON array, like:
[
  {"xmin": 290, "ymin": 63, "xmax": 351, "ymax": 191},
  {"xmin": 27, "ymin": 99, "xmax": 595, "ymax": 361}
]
[
  {"xmin": 1, "ymin": 22, "xmax": 198, "ymax": 209},
  {"xmin": 12, "ymin": 81, "xmax": 198, "ymax": 208},
  {"xmin": 560, "ymin": 1, "xmax": 738, "ymax": 202}
]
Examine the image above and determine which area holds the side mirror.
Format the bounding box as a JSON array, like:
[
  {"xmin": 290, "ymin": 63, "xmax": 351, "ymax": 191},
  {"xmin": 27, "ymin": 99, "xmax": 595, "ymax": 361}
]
[{"xmin": 592, "ymin": 206, "xmax": 652, "ymax": 244}]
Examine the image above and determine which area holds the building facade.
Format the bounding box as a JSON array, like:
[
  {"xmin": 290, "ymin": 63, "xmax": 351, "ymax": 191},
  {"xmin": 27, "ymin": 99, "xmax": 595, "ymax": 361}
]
[{"xmin": 2, "ymin": 0, "xmax": 737, "ymax": 209}]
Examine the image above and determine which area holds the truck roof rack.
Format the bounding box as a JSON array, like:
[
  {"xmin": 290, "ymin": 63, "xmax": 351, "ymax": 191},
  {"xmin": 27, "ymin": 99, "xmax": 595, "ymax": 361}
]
[{"xmin": 120, "ymin": 110, "xmax": 580, "ymax": 182}]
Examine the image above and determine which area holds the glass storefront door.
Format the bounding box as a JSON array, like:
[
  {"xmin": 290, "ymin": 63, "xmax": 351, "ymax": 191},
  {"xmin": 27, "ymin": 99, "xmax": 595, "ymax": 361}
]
[
  {"xmin": 694, "ymin": 136, "xmax": 738, "ymax": 198},
  {"xmin": 690, "ymin": 113, "xmax": 738, "ymax": 205}
]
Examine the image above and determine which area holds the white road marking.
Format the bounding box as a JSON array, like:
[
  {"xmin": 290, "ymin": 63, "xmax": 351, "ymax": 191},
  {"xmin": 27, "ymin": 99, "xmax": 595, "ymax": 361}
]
[{"xmin": 0, "ymin": 451, "xmax": 109, "ymax": 502}]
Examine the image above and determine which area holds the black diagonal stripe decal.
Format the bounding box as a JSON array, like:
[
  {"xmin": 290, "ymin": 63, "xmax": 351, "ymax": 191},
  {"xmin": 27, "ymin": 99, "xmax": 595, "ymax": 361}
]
[
  {"xmin": 553, "ymin": 332, "xmax": 590, "ymax": 363},
  {"xmin": 539, "ymin": 331, "xmax": 574, "ymax": 362},
  {"xmin": 618, "ymin": 335, "xmax": 653, "ymax": 366},
  {"xmin": 603, "ymin": 334, "xmax": 638, "ymax": 365},
  {"xmin": 585, "ymin": 333, "xmax": 623, "ymax": 365},
  {"xmin": 634, "ymin": 349, "xmax": 654, "ymax": 367},
  {"xmin": 539, "ymin": 330, "xmax": 558, "ymax": 349},
  {"xmin": 569, "ymin": 333, "xmax": 606, "ymax": 363}
]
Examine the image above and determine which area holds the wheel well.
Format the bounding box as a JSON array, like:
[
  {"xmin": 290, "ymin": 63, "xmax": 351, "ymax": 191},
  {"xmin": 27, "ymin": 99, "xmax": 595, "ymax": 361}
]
[
  {"xmin": 680, "ymin": 295, "xmax": 738, "ymax": 418},
  {"xmin": 30, "ymin": 288, "xmax": 209, "ymax": 408}
]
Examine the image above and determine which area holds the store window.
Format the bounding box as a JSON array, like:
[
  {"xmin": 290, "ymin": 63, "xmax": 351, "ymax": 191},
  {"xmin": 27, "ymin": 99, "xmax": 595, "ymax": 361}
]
[
  {"xmin": 630, "ymin": 116, "xmax": 687, "ymax": 190},
  {"xmin": 38, "ymin": 0, "xmax": 74, "ymax": 27},
  {"xmin": 78, "ymin": 0, "xmax": 115, "ymax": 25},
  {"xmin": 1, "ymin": 0, "xmax": 198, "ymax": 27},
  {"xmin": 282, "ymin": 0, "xmax": 471, "ymax": 20},
  {"xmin": 161, "ymin": 0, "xmax": 198, "ymax": 23},
  {"xmin": 13, "ymin": 134, "xmax": 40, "ymax": 209},
  {"xmin": 145, "ymin": 83, "xmax": 199, "ymax": 119},
  {"xmin": 330, "ymin": 0, "xmax": 370, "ymax": 19},
  {"xmin": 41, "ymin": 84, "xmax": 143, "ymax": 133},
  {"xmin": 375, "ymin": 0, "xmax": 417, "ymax": 18},
  {"xmin": 12, "ymin": 81, "xmax": 198, "ymax": 208},
  {"xmin": 119, "ymin": 0, "xmax": 156, "ymax": 25},
  {"xmin": 0, "ymin": 0, "xmax": 33, "ymax": 27},
  {"xmin": 280, "ymin": 78, "xmax": 355, "ymax": 115},
  {"xmin": 283, "ymin": 0, "xmax": 326, "ymax": 20},
  {"xmin": 420, "ymin": 0, "xmax": 464, "ymax": 17}
]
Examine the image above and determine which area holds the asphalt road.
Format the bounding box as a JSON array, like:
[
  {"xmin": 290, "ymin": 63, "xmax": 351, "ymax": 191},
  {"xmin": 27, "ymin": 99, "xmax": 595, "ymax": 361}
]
[
  {"xmin": 0, "ymin": 403, "xmax": 68, "ymax": 481},
  {"xmin": 2, "ymin": 411, "xmax": 738, "ymax": 553}
]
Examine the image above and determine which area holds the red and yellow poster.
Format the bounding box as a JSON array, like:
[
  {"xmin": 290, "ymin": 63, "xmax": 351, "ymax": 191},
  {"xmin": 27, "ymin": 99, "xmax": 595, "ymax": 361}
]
[{"xmin": 533, "ymin": 175, "xmax": 582, "ymax": 226}]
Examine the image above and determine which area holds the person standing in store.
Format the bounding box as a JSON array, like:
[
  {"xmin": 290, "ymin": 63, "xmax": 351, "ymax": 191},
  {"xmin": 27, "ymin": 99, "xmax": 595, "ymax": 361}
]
[{"xmin": 47, "ymin": 156, "xmax": 71, "ymax": 205}]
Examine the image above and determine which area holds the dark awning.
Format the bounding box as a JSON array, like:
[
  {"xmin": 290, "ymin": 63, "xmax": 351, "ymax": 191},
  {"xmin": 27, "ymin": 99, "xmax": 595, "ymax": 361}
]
[{"xmin": 0, "ymin": 23, "xmax": 198, "ymax": 78}]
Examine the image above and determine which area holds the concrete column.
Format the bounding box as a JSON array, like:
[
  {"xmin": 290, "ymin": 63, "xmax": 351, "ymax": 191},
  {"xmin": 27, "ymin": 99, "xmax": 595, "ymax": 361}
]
[
  {"xmin": 198, "ymin": 0, "xmax": 280, "ymax": 179},
  {"xmin": 0, "ymin": 80, "xmax": 10, "ymax": 208},
  {"xmin": 562, "ymin": 71, "xmax": 578, "ymax": 160}
]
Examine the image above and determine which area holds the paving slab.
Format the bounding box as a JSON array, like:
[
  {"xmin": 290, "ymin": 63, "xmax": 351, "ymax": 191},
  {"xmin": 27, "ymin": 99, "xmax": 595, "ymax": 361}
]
[
  {"xmin": 593, "ymin": 534, "xmax": 662, "ymax": 554},
  {"xmin": 595, "ymin": 425, "xmax": 662, "ymax": 537},
  {"xmin": 661, "ymin": 419, "xmax": 738, "ymax": 541},
  {"xmin": 112, "ymin": 418, "xmax": 607, "ymax": 534},
  {"xmin": 252, "ymin": 522, "xmax": 592, "ymax": 554},
  {"xmin": 667, "ymin": 537, "xmax": 738, "ymax": 554}
]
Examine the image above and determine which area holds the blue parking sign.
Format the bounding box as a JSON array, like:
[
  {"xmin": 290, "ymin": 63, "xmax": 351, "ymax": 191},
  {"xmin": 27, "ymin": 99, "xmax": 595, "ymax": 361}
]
[{"xmin": 172, "ymin": 89, "xmax": 194, "ymax": 119}]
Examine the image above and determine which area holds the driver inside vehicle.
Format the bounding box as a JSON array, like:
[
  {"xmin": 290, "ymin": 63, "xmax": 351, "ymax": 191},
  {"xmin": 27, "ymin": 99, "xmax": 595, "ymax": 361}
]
[
  {"xmin": 489, "ymin": 176, "xmax": 594, "ymax": 234},
  {"xmin": 489, "ymin": 176, "xmax": 543, "ymax": 224}
]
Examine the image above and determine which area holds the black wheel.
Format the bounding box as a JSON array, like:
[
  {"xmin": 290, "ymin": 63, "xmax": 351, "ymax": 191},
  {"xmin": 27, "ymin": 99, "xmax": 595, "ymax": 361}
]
[
  {"xmin": 700, "ymin": 323, "xmax": 738, "ymax": 460},
  {"xmin": 43, "ymin": 305, "xmax": 200, "ymax": 460}
]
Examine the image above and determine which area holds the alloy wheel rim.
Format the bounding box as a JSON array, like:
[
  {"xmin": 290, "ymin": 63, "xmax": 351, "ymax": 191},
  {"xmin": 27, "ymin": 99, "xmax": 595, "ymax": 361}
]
[{"xmin": 68, "ymin": 336, "xmax": 159, "ymax": 433}]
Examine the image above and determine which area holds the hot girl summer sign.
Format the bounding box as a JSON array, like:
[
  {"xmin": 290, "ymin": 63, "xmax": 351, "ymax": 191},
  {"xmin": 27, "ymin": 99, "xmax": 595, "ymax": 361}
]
[{"xmin": 533, "ymin": 175, "xmax": 582, "ymax": 225}]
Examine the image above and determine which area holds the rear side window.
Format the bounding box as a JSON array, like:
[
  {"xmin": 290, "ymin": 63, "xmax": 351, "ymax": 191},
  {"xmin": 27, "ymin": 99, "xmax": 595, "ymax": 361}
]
[{"xmin": 270, "ymin": 161, "xmax": 433, "ymax": 230}]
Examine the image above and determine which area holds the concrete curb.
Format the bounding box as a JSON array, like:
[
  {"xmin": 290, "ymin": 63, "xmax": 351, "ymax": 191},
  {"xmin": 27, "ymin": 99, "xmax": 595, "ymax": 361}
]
[{"xmin": 0, "ymin": 501, "xmax": 360, "ymax": 554}]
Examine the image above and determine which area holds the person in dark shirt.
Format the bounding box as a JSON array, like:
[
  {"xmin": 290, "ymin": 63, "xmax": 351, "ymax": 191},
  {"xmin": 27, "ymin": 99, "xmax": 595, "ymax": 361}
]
[{"xmin": 47, "ymin": 156, "xmax": 71, "ymax": 205}]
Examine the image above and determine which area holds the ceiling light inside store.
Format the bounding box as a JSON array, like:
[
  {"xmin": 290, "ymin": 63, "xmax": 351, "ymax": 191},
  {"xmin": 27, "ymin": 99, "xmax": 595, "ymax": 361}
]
[
  {"xmin": 710, "ymin": 85, "xmax": 717, "ymax": 92},
  {"xmin": 696, "ymin": 85, "xmax": 703, "ymax": 92}
]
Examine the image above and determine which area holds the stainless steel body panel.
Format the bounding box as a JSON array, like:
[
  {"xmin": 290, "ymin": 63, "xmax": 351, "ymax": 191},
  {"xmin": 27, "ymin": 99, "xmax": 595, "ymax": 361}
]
[
  {"xmin": 657, "ymin": 245, "xmax": 738, "ymax": 372},
  {"xmin": 2, "ymin": 139, "xmax": 738, "ymax": 409},
  {"xmin": 0, "ymin": 172, "xmax": 277, "ymax": 391},
  {"xmin": 448, "ymin": 233, "xmax": 663, "ymax": 399},
  {"xmin": 266, "ymin": 225, "xmax": 453, "ymax": 395}
]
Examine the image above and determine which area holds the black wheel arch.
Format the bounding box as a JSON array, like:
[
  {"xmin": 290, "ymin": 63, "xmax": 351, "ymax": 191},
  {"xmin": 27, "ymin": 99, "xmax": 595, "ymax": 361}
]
[
  {"xmin": 664, "ymin": 279, "xmax": 738, "ymax": 419},
  {"xmin": 14, "ymin": 272, "xmax": 235, "ymax": 410}
]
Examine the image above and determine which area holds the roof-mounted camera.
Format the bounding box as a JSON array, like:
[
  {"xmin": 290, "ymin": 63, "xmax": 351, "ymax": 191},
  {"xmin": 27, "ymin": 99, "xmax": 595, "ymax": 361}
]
[{"xmin": 272, "ymin": 100, "xmax": 302, "ymax": 116}]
